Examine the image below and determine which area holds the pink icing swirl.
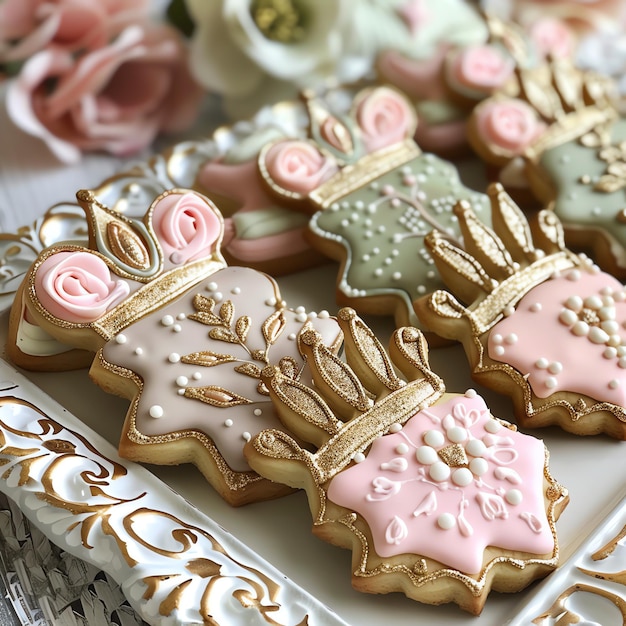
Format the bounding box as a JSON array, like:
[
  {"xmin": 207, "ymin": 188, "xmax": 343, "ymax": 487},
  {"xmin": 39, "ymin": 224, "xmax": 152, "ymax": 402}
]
[
  {"xmin": 474, "ymin": 98, "xmax": 546, "ymax": 157},
  {"xmin": 151, "ymin": 192, "xmax": 222, "ymax": 265},
  {"xmin": 263, "ymin": 140, "xmax": 339, "ymax": 196},
  {"xmin": 449, "ymin": 44, "xmax": 514, "ymax": 96},
  {"xmin": 356, "ymin": 87, "xmax": 416, "ymax": 154},
  {"xmin": 34, "ymin": 251, "xmax": 130, "ymax": 323}
]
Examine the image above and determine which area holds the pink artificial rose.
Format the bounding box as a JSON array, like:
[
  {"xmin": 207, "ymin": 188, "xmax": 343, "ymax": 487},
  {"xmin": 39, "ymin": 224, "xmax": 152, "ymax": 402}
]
[
  {"xmin": 528, "ymin": 17, "xmax": 575, "ymax": 59},
  {"xmin": 6, "ymin": 24, "xmax": 203, "ymax": 163},
  {"xmin": 0, "ymin": 0, "xmax": 148, "ymax": 63},
  {"xmin": 263, "ymin": 140, "xmax": 339, "ymax": 197},
  {"xmin": 356, "ymin": 87, "xmax": 416, "ymax": 153},
  {"xmin": 448, "ymin": 44, "xmax": 514, "ymax": 98},
  {"xmin": 474, "ymin": 98, "xmax": 546, "ymax": 157},
  {"xmin": 34, "ymin": 251, "xmax": 130, "ymax": 323},
  {"xmin": 151, "ymin": 191, "xmax": 223, "ymax": 265}
]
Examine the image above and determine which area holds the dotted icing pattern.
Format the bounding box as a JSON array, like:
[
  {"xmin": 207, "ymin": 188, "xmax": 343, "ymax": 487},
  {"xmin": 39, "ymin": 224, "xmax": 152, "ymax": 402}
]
[
  {"xmin": 488, "ymin": 267, "xmax": 626, "ymax": 404},
  {"xmin": 536, "ymin": 117, "xmax": 626, "ymax": 271},
  {"xmin": 327, "ymin": 391, "xmax": 554, "ymax": 575},
  {"xmin": 102, "ymin": 266, "xmax": 340, "ymax": 474},
  {"xmin": 309, "ymin": 153, "xmax": 489, "ymax": 326}
]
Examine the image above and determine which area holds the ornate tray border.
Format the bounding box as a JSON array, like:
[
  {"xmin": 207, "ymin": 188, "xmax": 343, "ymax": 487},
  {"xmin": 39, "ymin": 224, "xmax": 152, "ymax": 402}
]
[
  {"xmin": 507, "ymin": 491, "xmax": 626, "ymax": 625},
  {"xmin": 0, "ymin": 358, "xmax": 349, "ymax": 626}
]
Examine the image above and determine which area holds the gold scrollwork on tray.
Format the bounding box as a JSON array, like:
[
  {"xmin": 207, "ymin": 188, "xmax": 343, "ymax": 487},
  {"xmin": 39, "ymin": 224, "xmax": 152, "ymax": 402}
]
[{"xmin": 0, "ymin": 394, "xmax": 310, "ymax": 625}]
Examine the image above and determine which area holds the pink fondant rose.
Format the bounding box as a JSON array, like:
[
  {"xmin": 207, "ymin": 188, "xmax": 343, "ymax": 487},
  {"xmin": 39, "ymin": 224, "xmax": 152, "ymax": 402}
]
[
  {"xmin": 474, "ymin": 98, "xmax": 546, "ymax": 158},
  {"xmin": 263, "ymin": 140, "xmax": 339, "ymax": 197},
  {"xmin": 6, "ymin": 24, "xmax": 203, "ymax": 163},
  {"xmin": 448, "ymin": 44, "xmax": 514, "ymax": 97},
  {"xmin": 151, "ymin": 192, "xmax": 223, "ymax": 266},
  {"xmin": 356, "ymin": 87, "xmax": 416, "ymax": 153},
  {"xmin": 0, "ymin": 0, "xmax": 148, "ymax": 62},
  {"xmin": 34, "ymin": 251, "xmax": 130, "ymax": 323}
]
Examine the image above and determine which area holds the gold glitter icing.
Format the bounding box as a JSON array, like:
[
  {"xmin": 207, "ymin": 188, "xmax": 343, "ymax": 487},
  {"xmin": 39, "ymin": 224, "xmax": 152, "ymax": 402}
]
[
  {"xmin": 419, "ymin": 184, "xmax": 626, "ymax": 432},
  {"xmin": 248, "ymin": 308, "xmax": 567, "ymax": 614}
]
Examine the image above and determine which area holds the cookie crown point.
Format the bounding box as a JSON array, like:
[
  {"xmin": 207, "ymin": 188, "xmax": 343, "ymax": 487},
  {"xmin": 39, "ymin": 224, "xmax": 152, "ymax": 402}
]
[
  {"xmin": 263, "ymin": 310, "xmax": 445, "ymax": 483},
  {"xmin": 427, "ymin": 188, "xmax": 578, "ymax": 333}
]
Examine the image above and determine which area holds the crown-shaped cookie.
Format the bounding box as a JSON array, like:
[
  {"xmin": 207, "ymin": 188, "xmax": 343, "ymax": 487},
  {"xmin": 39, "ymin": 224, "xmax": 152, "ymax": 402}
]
[
  {"xmin": 257, "ymin": 85, "xmax": 490, "ymax": 328},
  {"xmin": 414, "ymin": 183, "xmax": 626, "ymax": 439},
  {"xmin": 7, "ymin": 189, "xmax": 342, "ymax": 505},
  {"xmin": 245, "ymin": 307, "xmax": 567, "ymax": 614}
]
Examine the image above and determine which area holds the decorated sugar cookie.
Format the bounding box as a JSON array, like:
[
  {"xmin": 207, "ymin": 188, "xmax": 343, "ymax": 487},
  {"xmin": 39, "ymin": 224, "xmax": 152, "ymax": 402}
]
[
  {"xmin": 7, "ymin": 189, "xmax": 342, "ymax": 505},
  {"xmin": 415, "ymin": 183, "xmax": 626, "ymax": 439},
  {"xmin": 467, "ymin": 55, "xmax": 626, "ymax": 278},
  {"xmin": 245, "ymin": 307, "xmax": 568, "ymax": 614},
  {"xmin": 258, "ymin": 85, "xmax": 490, "ymax": 328}
]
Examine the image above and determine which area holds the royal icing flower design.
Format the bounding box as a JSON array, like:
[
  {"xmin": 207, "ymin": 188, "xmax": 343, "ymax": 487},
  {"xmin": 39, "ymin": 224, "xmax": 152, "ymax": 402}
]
[
  {"xmin": 34, "ymin": 251, "xmax": 130, "ymax": 323},
  {"xmin": 327, "ymin": 391, "xmax": 554, "ymax": 575},
  {"xmin": 488, "ymin": 266, "xmax": 626, "ymax": 403}
]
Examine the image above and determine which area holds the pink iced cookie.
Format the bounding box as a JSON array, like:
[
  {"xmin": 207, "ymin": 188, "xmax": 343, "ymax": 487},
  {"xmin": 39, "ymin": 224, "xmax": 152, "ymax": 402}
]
[
  {"xmin": 8, "ymin": 188, "xmax": 342, "ymax": 505},
  {"xmin": 415, "ymin": 183, "xmax": 626, "ymax": 439},
  {"xmin": 246, "ymin": 308, "xmax": 567, "ymax": 614}
]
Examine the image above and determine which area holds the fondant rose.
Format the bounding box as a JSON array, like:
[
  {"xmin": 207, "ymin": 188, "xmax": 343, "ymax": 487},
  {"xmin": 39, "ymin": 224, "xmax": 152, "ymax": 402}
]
[
  {"xmin": 34, "ymin": 251, "xmax": 130, "ymax": 323},
  {"xmin": 356, "ymin": 87, "xmax": 416, "ymax": 154},
  {"xmin": 151, "ymin": 192, "xmax": 223, "ymax": 265},
  {"xmin": 474, "ymin": 98, "xmax": 546, "ymax": 158},
  {"xmin": 0, "ymin": 0, "xmax": 148, "ymax": 63},
  {"xmin": 448, "ymin": 44, "xmax": 514, "ymax": 98},
  {"xmin": 5, "ymin": 24, "xmax": 202, "ymax": 163},
  {"xmin": 263, "ymin": 140, "xmax": 339, "ymax": 196}
]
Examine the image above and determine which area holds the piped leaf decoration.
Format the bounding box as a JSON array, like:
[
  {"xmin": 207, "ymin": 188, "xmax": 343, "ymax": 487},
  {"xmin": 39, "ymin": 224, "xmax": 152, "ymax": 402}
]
[
  {"xmin": 219, "ymin": 300, "xmax": 234, "ymax": 325},
  {"xmin": 315, "ymin": 348, "xmax": 371, "ymax": 412},
  {"xmin": 534, "ymin": 209, "xmax": 566, "ymax": 252},
  {"xmin": 106, "ymin": 221, "xmax": 150, "ymax": 270},
  {"xmin": 189, "ymin": 295, "xmax": 221, "ymax": 325},
  {"xmin": 234, "ymin": 363, "xmax": 262, "ymax": 379},
  {"xmin": 184, "ymin": 386, "xmax": 253, "ymax": 407},
  {"xmin": 235, "ymin": 316, "xmax": 251, "ymax": 342},
  {"xmin": 278, "ymin": 356, "xmax": 300, "ymax": 380},
  {"xmin": 181, "ymin": 351, "xmax": 237, "ymax": 368},
  {"xmin": 209, "ymin": 328, "xmax": 238, "ymax": 343},
  {"xmin": 262, "ymin": 310, "xmax": 286, "ymax": 345},
  {"xmin": 186, "ymin": 558, "xmax": 222, "ymax": 578}
]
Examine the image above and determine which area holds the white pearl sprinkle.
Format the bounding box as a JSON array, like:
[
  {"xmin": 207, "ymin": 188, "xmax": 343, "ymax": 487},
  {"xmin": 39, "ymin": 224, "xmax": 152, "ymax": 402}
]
[
  {"xmin": 231, "ymin": 287, "xmax": 241, "ymax": 294},
  {"xmin": 529, "ymin": 303, "xmax": 542, "ymax": 312},
  {"xmin": 484, "ymin": 420, "xmax": 502, "ymax": 434},
  {"xmin": 465, "ymin": 389, "xmax": 477, "ymax": 398},
  {"xmin": 207, "ymin": 282, "xmax": 218, "ymax": 291},
  {"xmin": 115, "ymin": 334, "xmax": 127, "ymax": 344},
  {"xmin": 505, "ymin": 489, "xmax": 523, "ymax": 505},
  {"xmin": 161, "ymin": 315, "xmax": 174, "ymax": 326},
  {"xmin": 429, "ymin": 462, "xmax": 451, "ymax": 482},
  {"xmin": 134, "ymin": 347, "xmax": 143, "ymax": 356},
  {"xmin": 193, "ymin": 372, "xmax": 202, "ymax": 380},
  {"xmin": 168, "ymin": 353, "xmax": 181, "ymax": 363},
  {"xmin": 173, "ymin": 324, "xmax": 182, "ymax": 333},
  {"xmin": 469, "ymin": 457, "xmax": 489, "ymax": 476},
  {"xmin": 437, "ymin": 513, "xmax": 456, "ymax": 530},
  {"xmin": 535, "ymin": 358, "xmax": 549, "ymax": 369},
  {"xmin": 149, "ymin": 405, "xmax": 164, "ymax": 418},
  {"xmin": 224, "ymin": 419, "xmax": 233, "ymax": 427},
  {"xmin": 177, "ymin": 313, "xmax": 186, "ymax": 320},
  {"xmin": 389, "ymin": 423, "xmax": 402, "ymax": 433},
  {"xmin": 424, "ymin": 430, "xmax": 445, "ymax": 447},
  {"xmin": 452, "ymin": 467, "xmax": 473, "ymax": 487},
  {"xmin": 547, "ymin": 362, "xmax": 563, "ymax": 374},
  {"xmin": 604, "ymin": 347, "xmax": 618, "ymax": 359},
  {"xmin": 545, "ymin": 377, "xmax": 557, "ymax": 389},
  {"xmin": 395, "ymin": 443, "xmax": 409, "ymax": 455},
  {"xmin": 609, "ymin": 379, "xmax": 620, "ymax": 389},
  {"xmin": 242, "ymin": 432, "xmax": 251, "ymax": 442},
  {"xmin": 253, "ymin": 408, "xmax": 262, "ymax": 416},
  {"xmin": 353, "ymin": 452, "xmax": 366, "ymax": 463},
  {"xmin": 176, "ymin": 376, "xmax": 188, "ymax": 387}
]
